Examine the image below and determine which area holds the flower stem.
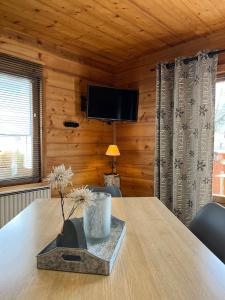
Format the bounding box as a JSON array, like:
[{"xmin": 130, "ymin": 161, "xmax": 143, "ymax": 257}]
[
  {"xmin": 59, "ymin": 191, "xmax": 65, "ymax": 222},
  {"xmin": 67, "ymin": 202, "xmax": 79, "ymax": 220}
]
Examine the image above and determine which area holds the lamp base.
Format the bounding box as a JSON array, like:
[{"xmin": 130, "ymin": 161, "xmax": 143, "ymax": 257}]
[{"xmin": 104, "ymin": 173, "xmax": 120, "ymax": 188}]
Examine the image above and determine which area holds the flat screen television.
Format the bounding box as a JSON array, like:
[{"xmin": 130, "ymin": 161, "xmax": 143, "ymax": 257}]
[{"xmin": 87, "ymin": 84, "xmax": 139, "ymax": 121}]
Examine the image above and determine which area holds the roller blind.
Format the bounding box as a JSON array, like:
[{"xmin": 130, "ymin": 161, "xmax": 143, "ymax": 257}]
[{"xmin": 0, "ymin": 53, "xmax": 42, "ymax": 186}]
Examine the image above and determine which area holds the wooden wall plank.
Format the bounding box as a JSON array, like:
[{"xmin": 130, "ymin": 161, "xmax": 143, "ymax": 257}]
[
  {"xmin": 119, "ymin": 177, "xmax": 154, "ymax": 197},
  {"xmin": 117, "ymin": 151, "xmax": 154, "ymax": 166},
  {"xmin": 46, "ymin": 143, "xmax": 108, "ymax": 157},
  {"xmin": 46, "ymin": 129, "xmax": 112, "ymax": 144},
  {"xmin": 46, "ymin": 114, "xmax": 112, "ymax": 131},
  {"xmin": 117, "ymin": 166, "xmax": 153, "ymax": 180}
]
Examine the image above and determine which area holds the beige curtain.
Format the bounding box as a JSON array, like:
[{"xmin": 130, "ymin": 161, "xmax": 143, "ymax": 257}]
[{"xmin": 154, "ymin": 51, "xmax": 218, "ymax": 226}]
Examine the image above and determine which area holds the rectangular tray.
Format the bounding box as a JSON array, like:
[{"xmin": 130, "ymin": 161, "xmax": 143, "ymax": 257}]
[{"xmin": 37, "ymin": 216, "xmax": 125, "ymax": 275}]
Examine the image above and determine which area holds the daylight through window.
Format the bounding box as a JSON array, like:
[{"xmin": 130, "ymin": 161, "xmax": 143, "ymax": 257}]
[{"xmin": 0, "ymin": 54, "xmax": 42, "ymax": 185}]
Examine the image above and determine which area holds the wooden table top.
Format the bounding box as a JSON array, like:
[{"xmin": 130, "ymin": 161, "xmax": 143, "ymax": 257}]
[{"xmin": 1, "ymin": 197, "xmax": 225, "ymax": 300}]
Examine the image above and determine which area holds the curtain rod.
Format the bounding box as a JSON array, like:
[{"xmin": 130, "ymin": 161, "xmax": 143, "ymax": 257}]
[{"xmin": 165, "ymin": 49, "xmax": 225, "ymax": 68}]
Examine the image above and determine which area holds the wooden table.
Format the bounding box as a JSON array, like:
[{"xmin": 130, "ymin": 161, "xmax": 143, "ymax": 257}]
[{"xmin": 1, "ymin": 197, "xmax": 225, "ymax": 300}]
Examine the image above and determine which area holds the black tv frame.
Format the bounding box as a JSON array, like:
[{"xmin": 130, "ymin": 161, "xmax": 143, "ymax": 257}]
[{"xmin": 86, "ymin": 84, "xmax": 139, "ymax": 122}]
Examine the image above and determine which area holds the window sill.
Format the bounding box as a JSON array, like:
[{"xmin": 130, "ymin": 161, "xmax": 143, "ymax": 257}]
[{"xmin": 213, "ymin": 194, "xmax": 225, "ymax": 204}]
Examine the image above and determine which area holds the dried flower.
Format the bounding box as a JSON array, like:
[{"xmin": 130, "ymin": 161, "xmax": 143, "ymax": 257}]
[
  {"xmin": 47, "ymin": 164, "xmax": 73, "ymax": 192},
  {"xmin": 67, "ymin": 186, "xmax": 96, "ymax": 210}
]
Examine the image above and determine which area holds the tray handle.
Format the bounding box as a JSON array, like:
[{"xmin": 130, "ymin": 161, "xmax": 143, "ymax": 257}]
[{"xmin": 61, "ymin": 254, "xmax": 82, "ymax": 262}]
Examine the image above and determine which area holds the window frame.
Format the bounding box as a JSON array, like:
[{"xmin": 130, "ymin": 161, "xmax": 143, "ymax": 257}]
[
  {"xmin": 212, "ymin": 76, "xmax": 225, "ymax": 199},
  {"xmin": 0, "ymin": 54, "xmax": 42, "ymax": 187}
]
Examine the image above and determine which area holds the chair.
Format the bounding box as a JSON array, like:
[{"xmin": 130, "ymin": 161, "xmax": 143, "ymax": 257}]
[
  {"xmin": 87, "ymin": 186, "xmax": 122, "ymax": 197},
  {"xmin": 189, "ymin": 203, "xmax": 225, "ymax": 264}
]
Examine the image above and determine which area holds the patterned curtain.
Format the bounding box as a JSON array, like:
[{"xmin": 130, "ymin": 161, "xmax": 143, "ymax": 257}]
[{"xmin": 154, "ymin": 51, "xmax": 218, "ymax": 226}]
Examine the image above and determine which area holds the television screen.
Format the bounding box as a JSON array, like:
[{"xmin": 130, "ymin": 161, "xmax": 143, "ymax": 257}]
[{"xmin": 87, "ymin": 85, "xmax": 139, "ymax": 121}]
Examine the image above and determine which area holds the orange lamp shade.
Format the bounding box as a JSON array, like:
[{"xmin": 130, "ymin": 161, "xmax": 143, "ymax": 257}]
[{"xmin": 106, "ymin": 145, "xmax": 120, "ymax": 156}]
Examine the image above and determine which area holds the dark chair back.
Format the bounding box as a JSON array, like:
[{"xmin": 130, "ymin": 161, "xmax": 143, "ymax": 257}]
[
  {"xmin": 189, "ymin": 203, "xmax": 225, "ymax": 264},
  {"xmin": 87, "ymin": 186, "xmax": 122, "ymax": 197}
]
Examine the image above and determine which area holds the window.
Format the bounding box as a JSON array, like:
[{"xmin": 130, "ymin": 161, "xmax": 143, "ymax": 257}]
[
  {"xmin": 213, "ymin": 80, "xmax": 225, "ymax": 195},
  {"xmin": 0, "ymin": 54, "xmax": 42, "ymax": 186}
]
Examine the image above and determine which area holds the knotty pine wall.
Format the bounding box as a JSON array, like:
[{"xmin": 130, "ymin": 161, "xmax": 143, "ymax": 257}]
[
  {"xmin": 2, "ymin": 28, "xmax": 225, "ymax": 196},
  {"xmin": 0, "ymin": 33, "xmax": 114, "ymax": 189},
  {"xmin": 114, "ymin": 75, "xmax": 156, "ymax": 197},
  {"xmin": 114, "ymin": 29, "xmax": 225, "ymax": 196}
]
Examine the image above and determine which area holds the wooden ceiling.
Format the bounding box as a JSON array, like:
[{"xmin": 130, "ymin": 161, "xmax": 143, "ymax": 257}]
[{"xmin": 1, "ymin": 0, "xmax": 225, "ymax": 71}]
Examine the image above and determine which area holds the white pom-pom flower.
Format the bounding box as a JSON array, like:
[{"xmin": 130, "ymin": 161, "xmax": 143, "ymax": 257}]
[
  {"xmin": 47, "ymin": 164, "xmax": 73, "ymax": 191},
  {"xmin": 67, "ymin": 186, "xmax": 96, "ymax": 210}
]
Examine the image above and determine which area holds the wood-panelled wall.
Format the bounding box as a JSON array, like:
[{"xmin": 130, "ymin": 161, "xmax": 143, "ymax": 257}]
[
  {"xmin": 2, "ymin": 28, "xmax": 225, "ymax": 196},
  {"xmin": 0, "ymin": 33, "xmax": 114, "ymax": 189},
  {"xmin": 114, "ymin": 30, "xmax": 225, "ymax": 196},
  {"xmin": 114, "ymin": 74, "xmax": 156, "ymax": 197}
]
